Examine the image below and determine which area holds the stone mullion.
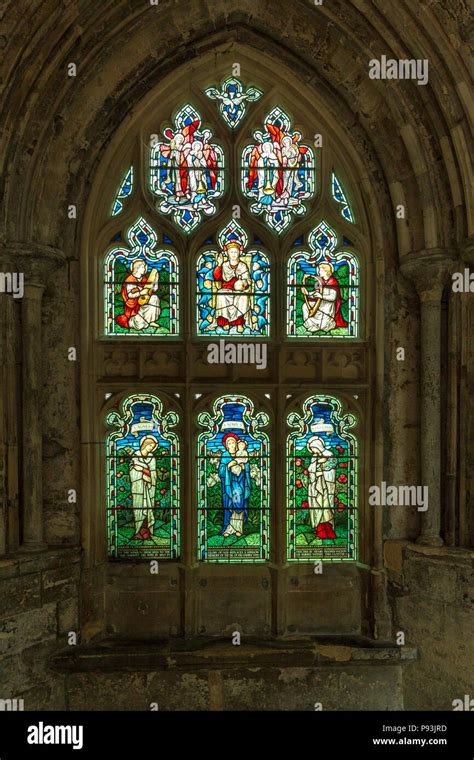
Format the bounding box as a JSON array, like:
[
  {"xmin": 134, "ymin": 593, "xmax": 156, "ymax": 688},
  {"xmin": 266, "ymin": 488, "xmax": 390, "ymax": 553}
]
[
  {"xmin": 273, "ymin": 384, "xmax": 287, "ymax": 636},
  {"xmin": 273, "ymin": 241, "xmax": 287, "ymax": 636},
  {"xmin": 183, "ymin": 235, "xmax": 195, "ymax": 637}
]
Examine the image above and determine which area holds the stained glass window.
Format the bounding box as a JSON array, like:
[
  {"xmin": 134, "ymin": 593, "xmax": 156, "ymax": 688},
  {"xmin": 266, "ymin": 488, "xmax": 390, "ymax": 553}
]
[
  {"xmin": 197, "ymin": 395, "xmax": 270, "ymax": 562},
  {"xmin": 241, "ymin": 107, "xmax": 315, "ymax": 233},
  {"xmin": 332, "ymin": 172, "xmax": 354, "ymax": 223},
  {"xmin": 106, "ymin": 394, "xmax": 180, "ymax": 560},
  {"xmin": 112, "ymin": 166, "xmax": 133, "ymax": 216},
  {"xmin": 205, "ymin": 77, "xmax": 262, "ymax": 128},
  {"xmin": 104, "ymin": 217, "xmax": 179, "ymax": 336},
  {"xmin": 287, "ymin": 395, "xmax": 357, "ymax": 562},
  {"xmin": 196, "ymin": 220, "xmax": 270, "ymax": 337},
  {"xmin": 287, "ymin": 220, "xmax": 359, "ymax": 338},
  {"xmin": 150, "ymin": 104, "xmax": 225, "ymax": 233}
]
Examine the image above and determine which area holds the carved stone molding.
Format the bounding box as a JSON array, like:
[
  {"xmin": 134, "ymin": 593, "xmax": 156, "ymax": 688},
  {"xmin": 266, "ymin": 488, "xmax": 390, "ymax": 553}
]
[
  {"xmin": 400, "ymin": 249, "xmax": 457, "ymax": 302},
  {"xmin": 461, "ymin": 235, "xmax": 474, "ymax": 266},
  {"xmin": 143, "ymin": 349, "xmax": 182, "ymax": 378},
  {"xmin": 323, "ymin": 349, "xmax": 365, "ymax": 382},
  {"xmin": 103, "ymin": 349, "xmax": 138, "ymax": 378},
  {"xmin": 0, "ymin": 243, "xmax": 65, "ymax": 288}
]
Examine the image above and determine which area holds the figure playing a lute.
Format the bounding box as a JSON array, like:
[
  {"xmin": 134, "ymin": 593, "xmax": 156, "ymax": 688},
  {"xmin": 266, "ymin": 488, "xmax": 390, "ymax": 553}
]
[{"xmin": 116, "ymin": 259, "xmax": 161, "ymax": 331}]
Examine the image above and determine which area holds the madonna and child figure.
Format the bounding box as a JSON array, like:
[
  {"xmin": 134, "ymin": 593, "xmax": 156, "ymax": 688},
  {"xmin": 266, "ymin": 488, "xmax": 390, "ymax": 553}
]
[
  {"xmin": 218, "ymin": 433, "xmax": 251, "ymax": 537},
  {"xmin": 116, "ymin": 259, "xmax": 161, "ymax": 331}
]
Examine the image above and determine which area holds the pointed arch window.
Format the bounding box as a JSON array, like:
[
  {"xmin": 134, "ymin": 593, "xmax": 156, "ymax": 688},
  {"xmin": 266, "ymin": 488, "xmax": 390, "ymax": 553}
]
[
  {"xmin": 149, "ymin": 104, "xmax": 225, "ymax": 233},
  {"xmin": 104, "ymin": 217, "xmax": 179, "ymax": 336},
  {"xmin": 287, "ymin": 395, "xmax": 358, "ymax": 562},
  {"xmin": 287, "ymin": 220, "xmax": 359, "ymax": 338},
  {"xmin": 197, "ymin": 395, "xmax": 270, "ymax": 562},
  {"xmin": 111, "ymin": 166, "xmax": 134, "ymax": 217},
  {"xmin": 241, "ymin": 107, "xmax": 315, "ymax": 233},
  {"xmin": 93, "ymin": 71, "xmax": 367, "ymax": 574},
  {"xmin": 196, "ymin": 219, "xmax": 271, "ymax": 337},
  {"xmin": 106, "ymin": 394, "xmax": 180, "ymax": 560}
]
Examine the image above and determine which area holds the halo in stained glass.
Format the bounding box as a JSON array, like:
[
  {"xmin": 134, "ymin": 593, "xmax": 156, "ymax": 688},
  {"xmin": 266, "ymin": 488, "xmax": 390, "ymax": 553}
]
[
  {"xmin": 197, "ymin": 395, "xmax": 270, "ymax": 562},
  {"xmin": 287, "ymin": 395, "xmax": 357, "ymax": 562},
  {"xmin": 241, "ymin": 107, "xmax": 315, "ymax": 233},
  {"xmin": 104, "ymin": 217, "xmax": 179, "ymax": 336},
  {"xmin": 106, "ymin": 394, "xmax": 180, "ymax": 560},
  {"xmin": 196, "ymin": 219, "xmax": 270, "ymax": 337},
  {"xmin": 205, "ymin": 77, "xmax": 262, "ymax": 129},
  {"xmin": 150, "ymin": 104, "xmax": 225, "ymax": 234}
]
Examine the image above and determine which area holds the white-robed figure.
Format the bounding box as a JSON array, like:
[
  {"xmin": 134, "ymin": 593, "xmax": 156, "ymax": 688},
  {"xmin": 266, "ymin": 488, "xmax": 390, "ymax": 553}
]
[
  {"xmin": 301, "ymin": 262, "xmax": 348, "ymax": 334},
  {"xmin": 256, "ymin": 141, "xmax": 280, "ymax": 207},
  {"xmin": 280, "ymin": 135, "xmax": 301, "ymax": 202},
  {"xmin": 210, "ymin": 235, "xmax": 253, "ymax": 333},
  {"xmin": 129, "ymin": 435, "xmax": 158, "ymax": 540},
  {"xmin": 307, "ymin": 435, "xmax": 337, "ymax": 540}
]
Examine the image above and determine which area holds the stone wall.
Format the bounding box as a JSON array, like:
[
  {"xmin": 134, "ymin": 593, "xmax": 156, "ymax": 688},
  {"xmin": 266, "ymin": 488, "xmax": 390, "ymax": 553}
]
[
  {"xmin": 385, "ymin": 540, "xmax": 474, "ymax": 710},
  {"xmin": 0, "ymin": 548, "xmax": 80, "ymax": 710}
]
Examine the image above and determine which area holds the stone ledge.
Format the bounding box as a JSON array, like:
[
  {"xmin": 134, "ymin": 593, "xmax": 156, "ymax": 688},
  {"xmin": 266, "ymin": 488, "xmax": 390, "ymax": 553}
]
[
  {"xmin": 0, "ymin": 547, "xmax": 81, "ymax": 580},
  {"xmin": 384, "ymin": 540, "xmax": 474, "ymax": 567},
  {"xmin": 50, "ymin": 636, "xmax": 417, "ymax": 673}
]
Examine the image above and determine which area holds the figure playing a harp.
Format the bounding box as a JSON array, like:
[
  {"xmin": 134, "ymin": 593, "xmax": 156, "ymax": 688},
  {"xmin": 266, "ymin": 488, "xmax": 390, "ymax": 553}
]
[{"xmin": 301, "ymin": 262, "xmax": 347, "ymax": 334}]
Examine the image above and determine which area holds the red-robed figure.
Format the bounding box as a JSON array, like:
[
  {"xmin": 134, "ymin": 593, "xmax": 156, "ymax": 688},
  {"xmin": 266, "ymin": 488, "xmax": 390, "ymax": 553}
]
[
  {"xmin": 301, "ymin": 261, "xmax": 347, "ymax": 333},
  {"xmin": 116, "ymin": 260, "xmax": 160, "ymax": 331},
  {"xmin": 210, "ymin": 235, "xmax": 252, "ymax": 333}
]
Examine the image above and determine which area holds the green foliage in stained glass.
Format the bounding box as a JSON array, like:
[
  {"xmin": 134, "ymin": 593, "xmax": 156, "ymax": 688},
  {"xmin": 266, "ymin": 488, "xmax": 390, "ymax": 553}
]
[
  {"xmin": 197, "ymin": 395, "xmax": 270, "ymax": 563},
  {"xmin": 106, "ymin": 394, "xmax": 180, "ymax": 560},
  {"xmin": 287, "ymin": 220, "xmax": 359, "ymax": 338},
  {"xmin": 104, "ymin": 217, "xmax": 179, "ymax": 336},
  {"xmin": 287, "ymin": 395, "xmax": 357, "ymax": 562}
]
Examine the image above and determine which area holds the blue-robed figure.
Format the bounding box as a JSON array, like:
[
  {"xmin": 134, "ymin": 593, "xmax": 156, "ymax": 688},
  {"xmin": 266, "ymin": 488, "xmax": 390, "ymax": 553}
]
[{"xmin": 219, "ymin": 433, "xmax": 251, "ymax": 537}]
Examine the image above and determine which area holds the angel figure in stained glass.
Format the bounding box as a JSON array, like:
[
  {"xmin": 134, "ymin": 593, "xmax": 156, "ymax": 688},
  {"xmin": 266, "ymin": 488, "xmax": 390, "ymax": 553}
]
[
  {"xmin": 242, "ymin": 108, "xmax": 315, "ymax": 233},
  {"xmin": 157, "ymin": 117, "xmax": 218, "ymax": 211}
]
